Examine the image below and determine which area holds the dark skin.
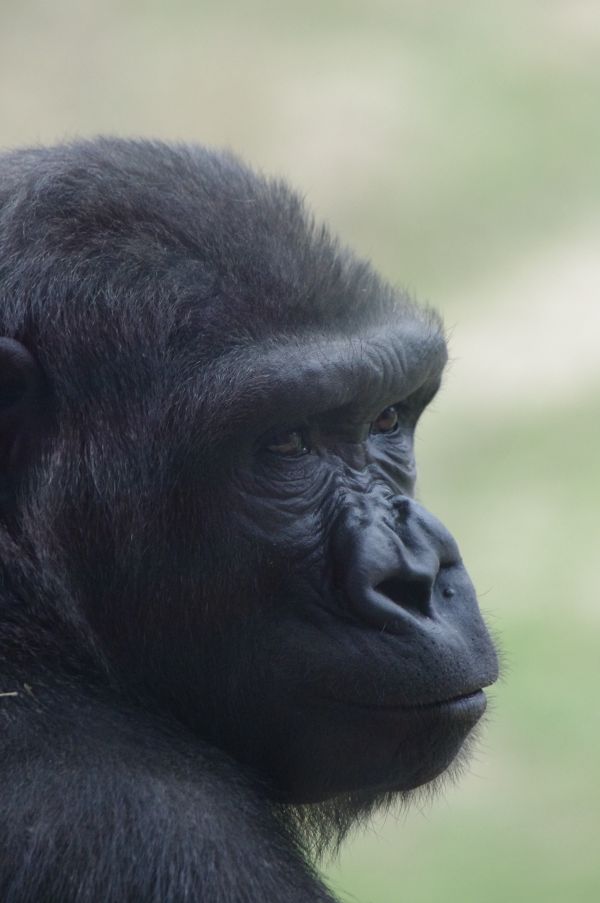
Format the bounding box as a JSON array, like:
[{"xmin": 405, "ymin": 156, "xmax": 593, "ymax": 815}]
[{"xmin": 0, "ymin": 139, "xmax": 498, "ymax": 902}]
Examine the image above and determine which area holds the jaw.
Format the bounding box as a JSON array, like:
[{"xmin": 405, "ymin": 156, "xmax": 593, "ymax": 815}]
[
  {"xmin": 272, "ymin": 691, "xmax": 489, "ymax": 805},
  {"xmin": 274, "ymin": 702, "xmax": 487, "ymax": 861}
]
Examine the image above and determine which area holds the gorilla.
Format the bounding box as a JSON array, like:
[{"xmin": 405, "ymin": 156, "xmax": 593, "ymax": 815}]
[{"xmin": 0, "ymin": 139, "xmax": 498, "ymax": 902}]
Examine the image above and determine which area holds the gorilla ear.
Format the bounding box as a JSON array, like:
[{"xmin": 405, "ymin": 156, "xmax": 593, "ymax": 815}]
[{"xmin": 0, "ymin": 338, "xmax": 44, "ymax": 476}]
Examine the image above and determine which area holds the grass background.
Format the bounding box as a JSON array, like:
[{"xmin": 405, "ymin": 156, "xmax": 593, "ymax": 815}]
[{"xmin": 1, "ymin": 2, "xmax": 599, "ymax": 900}]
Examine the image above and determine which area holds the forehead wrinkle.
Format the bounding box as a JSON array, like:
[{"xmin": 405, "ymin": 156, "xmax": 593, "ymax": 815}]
[{"xmin": 186, "ymin": 319, "xmax": 447, "ymax": 435}]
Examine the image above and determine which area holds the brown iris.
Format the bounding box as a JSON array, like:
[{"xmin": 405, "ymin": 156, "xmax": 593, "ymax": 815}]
[
  {"xmin": 265, "ymin": 429, "xmax": 309, "ymax": 457},
  {"xmin": 370, "ymin": 405, "xmax": 399, "ymax": 435}
]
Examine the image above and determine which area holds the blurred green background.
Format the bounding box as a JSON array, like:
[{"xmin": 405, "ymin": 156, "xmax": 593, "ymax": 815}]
[{"xmin": 1, "ymin": 1, "xmax": 598, "ymax": 901}]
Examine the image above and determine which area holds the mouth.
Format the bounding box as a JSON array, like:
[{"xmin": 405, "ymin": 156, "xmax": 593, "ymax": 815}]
[
  {"xmin": 417, "ymin": 689, "xmax": 488, "ymax": 722},
  {"xmin": 330, "ymin": 688, "xmax": 487, "ymax": 720},
  {"xmin": 404, "ymin": 689, "xmax": 486, "ymax": 716}
]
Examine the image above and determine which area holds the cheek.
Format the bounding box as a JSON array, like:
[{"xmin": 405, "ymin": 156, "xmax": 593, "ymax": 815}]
[
  {"xmin": 232, "ymin": 459, "xmax": 333, "ymax": 547},
  {"xmin": 368, "ymin": 439, "xmax": 417, "ymax": 494}
]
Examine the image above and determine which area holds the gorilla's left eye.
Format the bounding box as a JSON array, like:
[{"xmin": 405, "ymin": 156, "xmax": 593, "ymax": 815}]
[
  {"xmin": 370, "ymin": 406, "xmax": 399, "ymax": 435},
  {"xmin": 264, "ymin": 429, "xmax": 310, "ymax": 457}
]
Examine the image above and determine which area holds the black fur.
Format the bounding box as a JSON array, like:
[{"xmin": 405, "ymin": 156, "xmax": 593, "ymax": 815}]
[{"xmin": 0, "ymin": 139, "xmax": 498, "ymax": 902}]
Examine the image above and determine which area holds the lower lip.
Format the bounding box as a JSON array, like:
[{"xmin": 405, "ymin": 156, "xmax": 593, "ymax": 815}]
[
  {"xmin": 341, "ymin": 689, "xmax": 487, "ymax": 718},
  {"xmin": 425, "ymin": 689, "xmax": 487, "ymax": 721}
]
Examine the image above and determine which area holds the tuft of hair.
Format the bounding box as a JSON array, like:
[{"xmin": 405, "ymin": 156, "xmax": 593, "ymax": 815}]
[{"xmin": 279, "ymin": 720, "xmax": 487, "ymax": 862}]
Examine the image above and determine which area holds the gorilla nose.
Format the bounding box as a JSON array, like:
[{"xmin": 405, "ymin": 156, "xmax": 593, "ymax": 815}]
[
  {"xmin": 339, "ymin": 495, "xmax": 461, "ymax": 631},
  {"xmin": 351, "ymin": 545, "xmax": 439, "ymax": 629}
]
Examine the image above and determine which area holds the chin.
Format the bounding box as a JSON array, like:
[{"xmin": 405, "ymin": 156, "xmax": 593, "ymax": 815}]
[{"xmin": 275, "ymin": 690, "xmax": 488, "ymax": 805}]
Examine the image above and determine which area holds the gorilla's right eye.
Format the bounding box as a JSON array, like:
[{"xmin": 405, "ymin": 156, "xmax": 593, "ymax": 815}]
[
  {"xmin": 263, "ymin": 429, "xmax": 310, "ymax": 457},
  {"xmin": 370, "ymin": 405, "xmax": 399, "ymax": 435}
]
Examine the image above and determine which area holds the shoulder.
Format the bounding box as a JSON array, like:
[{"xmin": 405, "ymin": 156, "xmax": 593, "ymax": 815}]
[{"xmin": 0, "ymin": 703, "xmax": 334, "ymax": 903}]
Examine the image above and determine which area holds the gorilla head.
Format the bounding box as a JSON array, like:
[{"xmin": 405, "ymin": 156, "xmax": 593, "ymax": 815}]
[{"xmin": 0, "ymin": 139, "xmax": 498, "ymax": 895}]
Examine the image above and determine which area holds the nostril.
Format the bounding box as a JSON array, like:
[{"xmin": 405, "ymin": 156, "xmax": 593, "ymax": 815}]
[{"xmin": 375, "ymin": 576, "xmax": 432, "ymax": 617}]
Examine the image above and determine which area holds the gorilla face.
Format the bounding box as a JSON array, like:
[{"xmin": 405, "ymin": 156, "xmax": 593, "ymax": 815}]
[
  {"xmin": 183, "ymin": 326, "xmax": 498, "ymax": 804},
  {"xmin": 98, "ymin": 316, "xmax": 498, "ymax": 807},
  {"xmin": 0, "ymin": 139, "xmax": 498, "ymax": 814}
]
